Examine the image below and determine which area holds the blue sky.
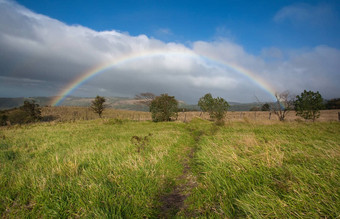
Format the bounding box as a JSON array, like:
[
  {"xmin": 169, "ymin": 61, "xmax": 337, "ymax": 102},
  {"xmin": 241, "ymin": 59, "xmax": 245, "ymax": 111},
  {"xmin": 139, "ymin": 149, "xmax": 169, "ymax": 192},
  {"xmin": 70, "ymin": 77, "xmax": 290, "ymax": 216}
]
[
  {"xmin": 16, "ymin": 0, "xmax": 340, "ymax": 53},
  {"xmin": 0, "ymin": 0, "xmax": 339, "ymax": 103}
]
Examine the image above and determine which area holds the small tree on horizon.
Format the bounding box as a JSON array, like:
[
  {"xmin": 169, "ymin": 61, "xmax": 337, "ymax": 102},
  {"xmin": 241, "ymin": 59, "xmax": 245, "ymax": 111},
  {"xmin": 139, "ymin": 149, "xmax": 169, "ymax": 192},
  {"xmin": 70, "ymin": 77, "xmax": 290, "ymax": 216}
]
[
  {"xmin": 295, "ymin": 90, "xmax": 323, "ymax": 122},
  {"xmin": 91, "ymin": 95, "xmax": 106, "ymax": 118},
  {"xmin": 198, "ymin": 93, "xmax": 230, "ymax": 125},
  {"xmin": 149, "ymin": 94, "xmax": 178, "ymax": 122},
  {"xmin": 272, "ymin": 91, "xmax": 294, "ymax": 121},
  {"xmin": 261, "ymin": 103, "xmax": 270, "ymax": 111},
  {"xmin": 198, "ymin": 93, "xmax": 215, "ymax": 113},
  {"xmin": 20, "ymin": 100, "xmax": 42, "ymax": 122}
]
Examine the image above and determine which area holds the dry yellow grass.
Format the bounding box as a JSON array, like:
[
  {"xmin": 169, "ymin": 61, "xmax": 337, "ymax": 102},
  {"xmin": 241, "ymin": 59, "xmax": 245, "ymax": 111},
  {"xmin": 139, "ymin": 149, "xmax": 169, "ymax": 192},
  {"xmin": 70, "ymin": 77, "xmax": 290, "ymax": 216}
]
[
  {"xmin": 178, "ymin": 110, "xmax": 340, "ymax": 122},
  {"xmin": 42, "ymin": 106, "xmax": 340, "ymax": 122},
  {"xmin": 42, "ymin": 106, "xmax": 151, "ymax": 122}
]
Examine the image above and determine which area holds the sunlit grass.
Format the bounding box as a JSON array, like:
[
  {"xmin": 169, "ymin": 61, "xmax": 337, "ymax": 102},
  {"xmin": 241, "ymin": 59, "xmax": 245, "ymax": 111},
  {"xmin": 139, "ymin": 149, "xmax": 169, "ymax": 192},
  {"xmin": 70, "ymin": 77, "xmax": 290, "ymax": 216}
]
[
  {"xmin": 186, "ymin": 121, "xmax": 340, "ymax": 218},
  {"xmin": 0, "ymin": 120, "xmax": 188, "ymax": 217},
  {"xmin": 1, "ymin": 119, "xmax": 339, "ymax": 217}
]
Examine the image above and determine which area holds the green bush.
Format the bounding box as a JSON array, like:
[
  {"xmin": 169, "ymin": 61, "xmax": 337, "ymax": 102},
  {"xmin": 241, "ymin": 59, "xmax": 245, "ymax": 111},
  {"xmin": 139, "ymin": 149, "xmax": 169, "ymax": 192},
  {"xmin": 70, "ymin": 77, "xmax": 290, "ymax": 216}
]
[
  {"xmin": 295, "ymin": 90, "xmax": 323, "ymax": 121},
  {"xmin": 150, "ymin": 94, "xmax": 178, "ymax": 122},
  {"xmin": 0, "ymin": 101, "xmax": 42, "ymax": 125},
  {"xmin": 198, "ymin": 93, "xmax": 229, "ymax": 125},
  {"xmin": 0, "ymin": 114, "xmax": 8, "ymax": 126},
  {"xmin": 261, "ymin": 103, "xmax": 270, "ymax": 111},
  {"xmin": 20, "ymin": 100, "xmax": 42, "ymax": 121}
]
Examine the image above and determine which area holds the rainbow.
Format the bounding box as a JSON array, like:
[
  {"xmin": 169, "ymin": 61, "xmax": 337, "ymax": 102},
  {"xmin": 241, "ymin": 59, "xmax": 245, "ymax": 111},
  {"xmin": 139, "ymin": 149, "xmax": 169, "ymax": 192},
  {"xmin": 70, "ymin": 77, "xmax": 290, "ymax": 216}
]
[{"xmin": 50, "ymin": 50, "xmax": 277, "ymax": 106}]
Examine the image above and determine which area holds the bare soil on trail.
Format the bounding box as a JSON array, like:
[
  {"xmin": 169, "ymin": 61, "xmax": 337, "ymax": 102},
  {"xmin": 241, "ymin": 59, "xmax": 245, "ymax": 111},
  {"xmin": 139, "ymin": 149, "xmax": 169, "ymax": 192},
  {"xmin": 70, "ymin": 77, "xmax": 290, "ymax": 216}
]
[{"xmin": 159, "ymin": 146, "xmax": 198, "ymax": 218}]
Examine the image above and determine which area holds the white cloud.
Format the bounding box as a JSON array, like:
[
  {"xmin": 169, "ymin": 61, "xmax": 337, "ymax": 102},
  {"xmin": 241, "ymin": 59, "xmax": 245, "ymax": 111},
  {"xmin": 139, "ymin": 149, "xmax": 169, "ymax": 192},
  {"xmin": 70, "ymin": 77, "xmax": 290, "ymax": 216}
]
[
  {"xmin": 274, "ymin": 3, "xmax": 336, "ymax": 26},
  {"xmin": 0, "ymin": 0, "xmax": 339, "ymax": 103},
  {"xmin": 261, "ymin": 47, "xmax": 283, "ymax": 59}
]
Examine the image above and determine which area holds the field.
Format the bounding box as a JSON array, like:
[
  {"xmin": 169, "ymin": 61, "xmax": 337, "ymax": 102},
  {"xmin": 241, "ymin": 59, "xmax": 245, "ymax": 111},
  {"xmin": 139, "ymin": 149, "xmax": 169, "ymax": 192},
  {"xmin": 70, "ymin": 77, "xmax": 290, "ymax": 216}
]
[
  {"xmin": 1, "ymin": 109, "xmax": 340, "ymax": 218},
  {"xmin": 41, "ymin": 106, "xmax": 340, "ymax": 122}
]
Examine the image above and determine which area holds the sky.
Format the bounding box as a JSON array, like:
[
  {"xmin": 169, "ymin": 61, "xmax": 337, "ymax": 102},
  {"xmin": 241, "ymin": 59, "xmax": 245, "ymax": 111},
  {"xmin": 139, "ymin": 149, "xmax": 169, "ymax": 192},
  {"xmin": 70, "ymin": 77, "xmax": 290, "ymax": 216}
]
[{"xmin": 0, "ymin": 0, "xmax": 339, "ymax": 104}]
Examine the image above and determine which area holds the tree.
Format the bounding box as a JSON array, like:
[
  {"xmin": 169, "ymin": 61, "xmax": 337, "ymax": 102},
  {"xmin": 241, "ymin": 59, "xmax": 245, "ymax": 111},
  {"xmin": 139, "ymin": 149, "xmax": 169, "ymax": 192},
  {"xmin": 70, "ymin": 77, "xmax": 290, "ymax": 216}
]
[
  {"xmin": 91, "ymin": 96, "xmax": 106, "ymax": 118},
  {"xmin": 20, "ymin": 100, "xmax": 42, "ymax": 122},
  {"xmin": 294, "ymin": 90, "xmax": 323, "ymax": 121},
  {"xmin": 198, "ymin": 93, "xmax": 230, "ymax": 125},
  {"xmin": 3, "ymin": 100, "xmax": 42, "ymax": 124},
  {"xmin": 198, "ymin": 93, "xmax": 215, "ymax": 113},
  {"xmin": 150, "ymin": 94, "xmax": 178, "ymax": 122},
  {"xmin": 261, "ymin": 103, "xmax": 270, "ymax": 111},
  {"xmin": 272, "ymin": 91, "xmax": 294, "ymax": 121}
]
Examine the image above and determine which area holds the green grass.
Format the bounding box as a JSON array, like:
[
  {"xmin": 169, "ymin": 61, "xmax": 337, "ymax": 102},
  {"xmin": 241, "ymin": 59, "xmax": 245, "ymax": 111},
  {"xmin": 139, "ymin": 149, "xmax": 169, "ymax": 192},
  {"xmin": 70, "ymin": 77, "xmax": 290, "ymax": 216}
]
[
  {"xmin": 186, "ymin": 121, "xmax": 340, "ymax": 218},
  {"xmin": 1, "ymin": 119, "xmax": 339, "ymax": 218},
  {"xmin": 0, "ymin": 120, "xmax": 189, "ymax": 217}
]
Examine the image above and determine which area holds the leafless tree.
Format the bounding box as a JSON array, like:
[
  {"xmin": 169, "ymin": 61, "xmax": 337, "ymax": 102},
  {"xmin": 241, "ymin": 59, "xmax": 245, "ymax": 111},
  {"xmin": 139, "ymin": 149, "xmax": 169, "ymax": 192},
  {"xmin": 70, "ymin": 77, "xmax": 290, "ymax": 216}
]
[
  {"xmin": 135, "ymin": 92, "xmax": 156, "ymax": 107},
  {"xmin": 271, "ymin": 91, "xmax": 295, "ymax": 121}
]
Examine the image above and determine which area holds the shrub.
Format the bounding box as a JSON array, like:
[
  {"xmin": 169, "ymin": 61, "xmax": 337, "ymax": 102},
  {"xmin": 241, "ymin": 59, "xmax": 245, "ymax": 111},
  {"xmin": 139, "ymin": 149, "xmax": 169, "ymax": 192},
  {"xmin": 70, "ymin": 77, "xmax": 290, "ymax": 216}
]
[
  {"xmin": 150, "ymin": 94, "xmax": 178, "ymax": 122},
  {"xmin": 295, "ymin": 90, "xmax": 323, "ymax": 121},
  {"xmin": 0, "ymin": 101, "xmax": 42, "ymax": 125},
  {"xmin": 198, "ymin": 93, "xmax": 229, "ymax": 125},
  {"xmin": 0, "ymin": 114, "xmax": 8, "ymax": 126},
  {"xmin": 21, "ymin": 100, "xmax": 42, "ymax": 121},
  {"xmin": 261, "ymin": 103, "xmax": 270, "ymax": 111}
]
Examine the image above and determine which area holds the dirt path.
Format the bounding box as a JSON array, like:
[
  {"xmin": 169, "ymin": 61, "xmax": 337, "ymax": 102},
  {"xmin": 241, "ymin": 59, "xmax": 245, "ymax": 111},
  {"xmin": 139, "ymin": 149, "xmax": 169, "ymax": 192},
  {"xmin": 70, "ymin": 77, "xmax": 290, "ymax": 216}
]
[
  {"xmin": 159, "ymin": 146, "xmax": 197, "ymax": 218},
  {"xmin": 159, "ymin": 129, "xmax": 203, "ymax": 218}
]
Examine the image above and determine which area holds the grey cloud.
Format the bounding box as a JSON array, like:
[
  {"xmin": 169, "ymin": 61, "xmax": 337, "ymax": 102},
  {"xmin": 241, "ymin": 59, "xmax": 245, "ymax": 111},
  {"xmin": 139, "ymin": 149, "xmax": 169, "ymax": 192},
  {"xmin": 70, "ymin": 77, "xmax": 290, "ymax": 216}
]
[
  {"xmin": 261, "ymin": 47, "xmax": 284, "ymax": 60},
  {"xmin": 263, "ymin": 46, "xmax": 340, "ymax": 97}
]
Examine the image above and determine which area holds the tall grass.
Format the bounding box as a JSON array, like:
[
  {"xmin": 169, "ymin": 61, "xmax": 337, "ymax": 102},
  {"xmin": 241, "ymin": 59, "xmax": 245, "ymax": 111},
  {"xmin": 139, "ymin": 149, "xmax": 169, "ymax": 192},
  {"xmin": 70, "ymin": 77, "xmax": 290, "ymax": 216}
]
[
  {"xmin": 185, "ymin": 121, "xmax": 340, "ymax": 218},
  {"xmin": 1, "ymin": 118, "xmax": 339, "ymax": 217},
  {"xmin": 42, "ymin": 106, "xmax": 151, "ymax": 122},
  {"xmin": 0, "ymin": 120, "xmax": 189, "ymax": 217}
]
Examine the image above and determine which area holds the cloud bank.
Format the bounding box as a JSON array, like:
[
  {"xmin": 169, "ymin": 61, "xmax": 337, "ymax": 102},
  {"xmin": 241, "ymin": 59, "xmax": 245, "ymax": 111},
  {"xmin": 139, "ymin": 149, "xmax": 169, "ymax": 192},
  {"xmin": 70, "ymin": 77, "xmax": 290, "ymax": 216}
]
[{"xmin": 0, "ymin": 0, "xmax": 339, "ymax": 103}]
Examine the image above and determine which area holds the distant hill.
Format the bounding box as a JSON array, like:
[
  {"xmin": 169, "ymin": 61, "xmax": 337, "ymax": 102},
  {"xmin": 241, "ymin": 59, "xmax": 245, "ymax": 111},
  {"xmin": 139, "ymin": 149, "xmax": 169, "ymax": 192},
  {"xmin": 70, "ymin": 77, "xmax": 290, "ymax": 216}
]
[
  {"xmin": 0, "ymin": 96, "xmax": 265, "ymax": 111},
  {"xmin": 0, "ymin": 97, "xmax": 53, "ymax": 110}
]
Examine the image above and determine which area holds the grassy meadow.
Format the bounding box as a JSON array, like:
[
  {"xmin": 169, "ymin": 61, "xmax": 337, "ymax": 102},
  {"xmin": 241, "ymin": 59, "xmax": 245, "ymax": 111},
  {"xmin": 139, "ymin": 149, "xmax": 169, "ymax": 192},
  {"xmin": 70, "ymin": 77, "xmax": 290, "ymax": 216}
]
[
  {"xmin": 1, "ymin": 111, "xmax": 340, "ymax": 217},
  {"xmin": 186, "ymin": 120, "xmax": 340, "ymax": 218}
]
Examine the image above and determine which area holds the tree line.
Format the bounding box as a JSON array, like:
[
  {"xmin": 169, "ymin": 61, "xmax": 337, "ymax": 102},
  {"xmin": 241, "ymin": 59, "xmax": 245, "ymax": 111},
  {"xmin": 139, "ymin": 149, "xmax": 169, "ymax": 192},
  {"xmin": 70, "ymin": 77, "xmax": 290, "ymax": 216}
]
[
  {"xmin": 91, "ymin": 89, "xmax": 328, "ymax": 124},
  {"xmin": 0, "ymin": 90, "xmax": 336, "ymax": 126}
]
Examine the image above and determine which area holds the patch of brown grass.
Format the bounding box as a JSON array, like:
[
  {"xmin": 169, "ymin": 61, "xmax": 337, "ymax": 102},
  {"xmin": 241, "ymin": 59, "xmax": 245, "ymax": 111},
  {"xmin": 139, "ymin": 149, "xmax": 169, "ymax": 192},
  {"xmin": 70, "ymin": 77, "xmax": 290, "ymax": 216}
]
[{"xmin": 41, "ymin": 106, "xmax": 340, "ymax": 123}]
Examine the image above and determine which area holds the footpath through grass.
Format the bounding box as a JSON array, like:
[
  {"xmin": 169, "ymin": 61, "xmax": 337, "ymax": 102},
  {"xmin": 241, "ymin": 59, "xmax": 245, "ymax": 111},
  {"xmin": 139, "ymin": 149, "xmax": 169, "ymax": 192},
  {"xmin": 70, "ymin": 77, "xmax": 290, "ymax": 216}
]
[{"xmin": 1, "ymin": 119, "xmax": 340, "ymax": 218}]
